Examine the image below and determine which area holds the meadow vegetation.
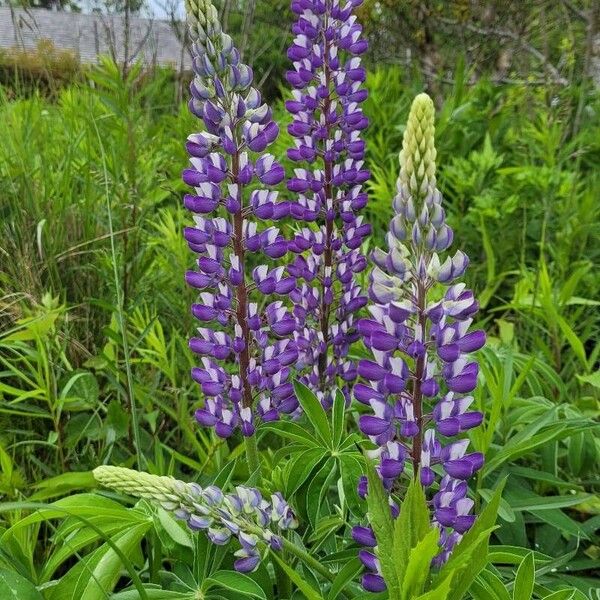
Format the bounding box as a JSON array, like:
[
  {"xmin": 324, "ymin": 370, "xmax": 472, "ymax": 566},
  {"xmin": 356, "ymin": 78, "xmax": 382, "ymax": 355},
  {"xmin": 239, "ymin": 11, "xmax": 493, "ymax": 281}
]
[{"xmin": 0, "ymin": 18, "xmax": 599, "ymax": 599}]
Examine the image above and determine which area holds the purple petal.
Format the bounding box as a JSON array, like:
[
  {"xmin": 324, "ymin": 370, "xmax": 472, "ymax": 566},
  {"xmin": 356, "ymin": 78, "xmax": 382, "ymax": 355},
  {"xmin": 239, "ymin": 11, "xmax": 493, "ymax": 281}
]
[
  {"xmin": 234, "ymin": 555, "xmax": 260, "ymax": 573},
  {"xmin": 446, "ymin": 372, "xmax": 478, "ymax": 393},
  {"xmin": 195, "ymin": 408, "xmax": 218, "ymax": 427},
  {"xmin": 357, "ymin": 360, "xmax": 387, "ymax": 381},
  {"xmin": 358, "ymin": 550, "xmax": 378, "ymax": 571},
  {"xmin": 362, "ymin": 574, "xmax": 386, "ymax": 592},
  {"xmin": 352, "ymin": 525, "xmax": 376, "ymax": 547},
  {"xmin": 458, "ymin": 330, "xmax": 486, "ymax": 353},
  {"xmin": 354, "ymin": 383, "xmax": 384, "ymax": 404},
  {"xmin": 359, "ymin": 415, "xmax": 390, "ymax": 436}
]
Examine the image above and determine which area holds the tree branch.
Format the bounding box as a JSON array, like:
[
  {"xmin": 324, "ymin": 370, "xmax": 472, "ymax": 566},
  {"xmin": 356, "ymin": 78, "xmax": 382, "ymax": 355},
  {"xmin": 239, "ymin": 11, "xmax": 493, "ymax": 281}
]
[{"xmin": 438, "ymin": 16, "xmax": 568, "ymax": 85}]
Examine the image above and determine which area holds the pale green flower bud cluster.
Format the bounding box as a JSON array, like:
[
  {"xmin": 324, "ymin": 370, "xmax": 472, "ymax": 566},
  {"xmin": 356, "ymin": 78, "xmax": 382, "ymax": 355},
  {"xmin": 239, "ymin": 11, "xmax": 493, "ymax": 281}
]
[
  {"xmin": 93, "ymin": 466, "xmax": 297, "ymax": 573},
  {"xmin": 382, "ymin": 93, "xmax": 458, "ymax": 277},
  {"xmin": 185, "ymin": 0, "xmax": 221, "ymax": 43},
  {"xmin": 369, "ymin": 94, "xmax": 459, "ymax": 298},
  {"xmin": 398, "ymin": 93, "xmax": 437, "ymax": 198}
]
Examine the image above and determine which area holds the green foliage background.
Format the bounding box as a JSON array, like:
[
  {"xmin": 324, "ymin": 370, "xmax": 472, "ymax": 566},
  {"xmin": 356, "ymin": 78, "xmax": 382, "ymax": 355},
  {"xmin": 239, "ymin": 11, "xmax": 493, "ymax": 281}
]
[{"xmin": 0, "ymin": 1, "xmax": 599, "ymax": 597}]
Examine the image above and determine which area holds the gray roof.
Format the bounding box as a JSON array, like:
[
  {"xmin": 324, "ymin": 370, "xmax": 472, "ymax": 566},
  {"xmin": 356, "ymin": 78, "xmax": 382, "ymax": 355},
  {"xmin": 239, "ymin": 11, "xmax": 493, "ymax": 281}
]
[{"xmin": 0, "ymin": 7, "xmax": 191, "ymax": 69}]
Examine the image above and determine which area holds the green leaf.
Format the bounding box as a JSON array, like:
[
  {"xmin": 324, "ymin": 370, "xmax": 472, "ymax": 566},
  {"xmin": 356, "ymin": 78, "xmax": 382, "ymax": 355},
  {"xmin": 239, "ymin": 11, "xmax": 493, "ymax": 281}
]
[
  {"xmin": 59, "ymin": 370, "xmax": 99, "ymax": 410},
  {"xmin": 529, "ymin": 508, "xmax": 588, "ymax": 539},
  {"xmin": 331, "ymin": 389, "xmax": 346, "ymax": 448},
  {"xmin": 270, "ymin": 552, "xmax": 324, "ymax": 600},
  {"xmin": 576, "ymin": 371, "xmax": 600, "ymax": 389},
  {"xmin": 505, "ymin": 466, "xmax": 577, "ymax": 489},
  {"xmin": 365, "ymin": 459, "xmax": 400, "ymax": 599},
  {"xmin": 205, "ymin": 571, "xmax": 267, "ymax": 599},
  {"xmin": 513, "ymin": 552, "xmax": 534, "ymax": 600},
  {"xmin": 393, "ymin": 476, "xmax": 430, "ymax": 588},
  {"xmin": 413, "ymin": 573, "xmax": 452, "ymax": 600},
  {"xmin": 293, "ymin": 381, "xmax": 332, "ymax": 446},
  {"xmin": 0, "ymin": 569, "xmax": 43, "ymax": 600},
  {"xmin": 339, "ymin": 454, "xmax": 364, "ymax": 517},
  {"xmin": 542, "ymin": 591, "xmax": 575, "ymax": 600},
  {"xmin": 471, "ymin": 568, "xmax": 511, "ymax": 600},
  {"xmin": 505, "ymin": 490, "xmax": 593, "ymax": 512},
  {"xmin": 41, "ymin": 517, "xmax": 135, "ymax": 580},
  {"xmin": 484, "ymin": 424, "xmax": 570, "ymax": 476},
  {"xmin": 285, "ymin": 448, "xmax": 324, "ymax": 497},
  {"xmin": 212, "ymin": 458, "xmax": 237, "ymax": 488},
  {"xmin": 2, "ymin": 494, "xmax": 147, "ymax": 538},
  {"xmin": 487, "ymin": 546, "xmax": 549, "ymax": 566},
  {"xmin": 478, "ymin": 488, "xmax": 515, "ymax": 522},
  {"xmin": 29, "ymin": 471, "xmax": 97, "ymax": 501},
  {"xmin": 326, "ymin": 558, "xmax": 362, "ymax": 600},
  {"xmin": 47, "ymin": 521, "xmax": 151, "ymax": 600},
  {"xmin": 306, "ymin": 458, "xmax": 337, "ymax": 530},
  {"xmin": 156, "ymin": 507, "xmax": 193, "ymax": 549},
  {"xmin": 401, "ymin": 527, "xmax": 439, "ymax": 599},
  {"xmin": 112, "ymin": 589, "xmax": 195, "ymax": 599},
  {"xmin": 554, "ymin": 314, "xmax": 587, "ymax": 368},
  {"xmin": 262, "ymin": 421, "xmax": 321, "ymax": 448}
]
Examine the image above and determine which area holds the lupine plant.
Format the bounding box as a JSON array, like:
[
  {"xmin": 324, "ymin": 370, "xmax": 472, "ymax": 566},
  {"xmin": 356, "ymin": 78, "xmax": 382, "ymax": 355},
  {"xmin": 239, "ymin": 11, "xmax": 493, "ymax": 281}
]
[
  {"xmin": 94, "ymin": 466, "xmax": 298, "ymax": 572},
  {"xmin": 181, "ymin": 0, "xmax": 300, "ymax": 472},
  {"xmin": 352, "ymin": 93, "xmax": 486, "ymax": 592},
  {"xmin": 285, "ymin": 0, "xmax": 371, "ymax": 406},
  {"xmin": 91, "ymin": 2, "xmax": 505, "ymax": 598}
]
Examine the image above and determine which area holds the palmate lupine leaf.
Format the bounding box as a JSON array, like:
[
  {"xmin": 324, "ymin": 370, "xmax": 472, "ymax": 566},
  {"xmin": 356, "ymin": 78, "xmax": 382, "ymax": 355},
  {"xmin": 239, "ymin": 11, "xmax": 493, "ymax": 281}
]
[
  {"xmin": 46, "ymin": 522, "xmax": 152, "ymax": 600},
  {"xmin": 204, "ymin": 571, "xmax": 267, "ymax": 599},
  {"xmin": 293, "ymin": 380, "xmax": 333, "ymax": 446},
  {"xmin": 392, "ymin": 476, "xmax": 432, "ymax": 587},
  {"xmin": 513, "ymin": 552, "xmax": 535, "ymax": 600},
  {"xmin": 400, "ymin": 528, "xmax": 441, "ymax": 599},
  {"xmin": 270, "ymin": 552, "xmax": 324, "ymax": 600}
]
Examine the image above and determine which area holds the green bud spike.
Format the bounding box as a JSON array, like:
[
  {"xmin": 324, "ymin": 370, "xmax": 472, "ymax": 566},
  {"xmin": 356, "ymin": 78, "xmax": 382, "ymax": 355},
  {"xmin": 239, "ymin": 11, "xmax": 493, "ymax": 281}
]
[
  {"xmin": 93, "ymin": 465, "xmax": 184, "ymax": 506},
  {"xmin": 399, "ymin": 93, "xmax": 437, "ymax": 198},
  {"xmin": 185, "ymin": 0, "xmax": 220, "ymax": 40}
]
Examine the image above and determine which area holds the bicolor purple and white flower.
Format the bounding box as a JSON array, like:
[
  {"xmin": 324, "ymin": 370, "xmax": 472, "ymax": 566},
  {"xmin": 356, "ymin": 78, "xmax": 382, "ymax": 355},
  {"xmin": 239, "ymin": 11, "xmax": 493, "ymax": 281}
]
[
  {"xmin": 94, "ymin": 466, "xmax": 297, "ymax": 573},
  {"xmin": 352, "ymin": 94, "xmax": 485, "ymax": 589},
  {"xmin": 183, "ymin": 0, "xmax": 300, "ymax": 437},
  {"xmin": 285, "ymin": 0, "xmax": 371, "ymax": 407}
]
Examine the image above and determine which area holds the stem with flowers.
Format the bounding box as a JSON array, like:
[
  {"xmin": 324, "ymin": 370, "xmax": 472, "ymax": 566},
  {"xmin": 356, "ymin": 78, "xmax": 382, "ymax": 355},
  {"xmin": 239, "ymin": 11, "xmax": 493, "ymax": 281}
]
[
  {"xmin": 183, "ymin": 0, "xmax": 300, "ymax": 452},
  {"xmin": 353, "ymin": 93, "xmax": 486, "ymax": 592},
  {"xmin": 285, "ymin": 0, "xmax": 371, "ymax": 407}
]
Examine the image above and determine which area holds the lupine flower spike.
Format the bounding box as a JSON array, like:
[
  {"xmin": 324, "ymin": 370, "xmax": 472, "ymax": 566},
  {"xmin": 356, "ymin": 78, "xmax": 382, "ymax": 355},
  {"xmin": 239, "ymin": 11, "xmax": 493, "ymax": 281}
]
[
  {"xmin": 94, "ymin": 466, "xmax": 297, "ymax": 573},
  {"xmin": 352, "ymin": 93, "xmax": 486, "ymax": 591},
  {"xmin": 183, "ymin": 0, "xmax": 300, "ymax": 439},
  {"xmin": 285, "ymin": 0, "xmax": 371, "ymax": 407}
]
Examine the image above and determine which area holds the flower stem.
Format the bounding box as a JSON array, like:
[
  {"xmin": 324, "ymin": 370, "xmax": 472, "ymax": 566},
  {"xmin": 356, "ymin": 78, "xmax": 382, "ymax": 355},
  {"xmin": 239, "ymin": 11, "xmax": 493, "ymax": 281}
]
[
  {"xmin": 244, "ymin": 434, "xmax": 260, "ymax": 479},
  {"xmin": 411, "ymin": 280, "xmax": 427, "ymax": 477},
  {"xmin": 230, "ymin": 148, "xmax": 262, "ymax": 482},
  {"xmin": 279, "ymin": 537, "xmax": 336, "ymax": 582},
  {"xmin": 317, "ymin": 5, "xmax": 334, "ymax": 387}
]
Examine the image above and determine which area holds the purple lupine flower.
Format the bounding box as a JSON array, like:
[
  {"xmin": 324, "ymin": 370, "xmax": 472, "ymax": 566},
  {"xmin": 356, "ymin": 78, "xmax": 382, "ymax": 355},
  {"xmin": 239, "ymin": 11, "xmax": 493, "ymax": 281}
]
[
  {"xmin": 352, "ymin": 94, "xmax": 486, "ymax": 586},
  {"xmin": 183, "ymin": 0, "xmax": 300, "ymax": 437},
  {"xmin": 285, "ymin": 0, "xmax": 371, "ymax": 407},
  {"xmin": 93, "ymin": 466, "xmax": 297, "ymax": 573}
]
